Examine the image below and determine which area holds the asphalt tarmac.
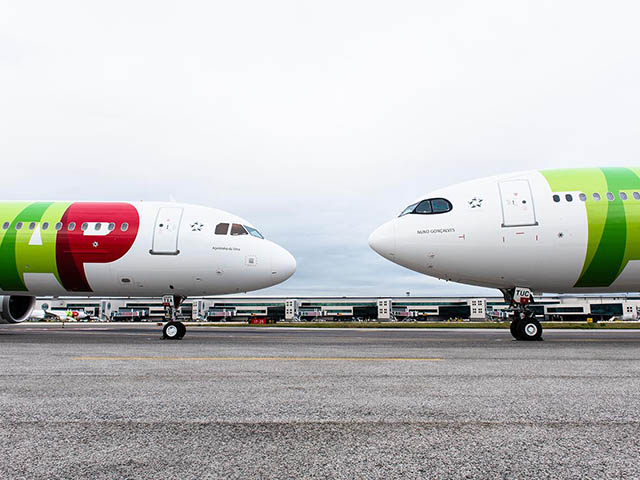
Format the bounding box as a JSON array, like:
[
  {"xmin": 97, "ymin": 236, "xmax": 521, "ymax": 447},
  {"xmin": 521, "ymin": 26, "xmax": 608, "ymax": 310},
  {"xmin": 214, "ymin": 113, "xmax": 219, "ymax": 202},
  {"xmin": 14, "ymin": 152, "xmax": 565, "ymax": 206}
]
[{"xmin": 1, "ymin": 323, "xmax": 639, "ymax": 479}]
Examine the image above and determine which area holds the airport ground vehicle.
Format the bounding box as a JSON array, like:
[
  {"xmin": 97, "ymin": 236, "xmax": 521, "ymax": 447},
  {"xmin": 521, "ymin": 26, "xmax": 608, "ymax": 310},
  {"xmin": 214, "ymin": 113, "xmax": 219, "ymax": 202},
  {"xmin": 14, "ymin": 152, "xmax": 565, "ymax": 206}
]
[
  {"xmin": 0, "ymin": 201, "xmax": 295, "ymax": 339},
  {"xmin": 369, "ymin": 167, "xmax": 640, "ymax": 341}
]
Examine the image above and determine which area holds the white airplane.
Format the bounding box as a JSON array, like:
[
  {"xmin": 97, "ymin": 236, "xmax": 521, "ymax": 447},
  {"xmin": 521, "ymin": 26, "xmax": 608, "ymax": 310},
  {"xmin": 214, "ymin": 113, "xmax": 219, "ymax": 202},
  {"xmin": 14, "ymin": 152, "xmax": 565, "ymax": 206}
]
[
  {"xmin": 0, "ymin": 201, "xmax": 295, "ymax": 339},
  {"xmin": 30, "ymin": 309, "xmax": 89, "ymax": 322},
  {"xmin": 369, "ymin": 167, "xmax": 640, "ymax": 341}
]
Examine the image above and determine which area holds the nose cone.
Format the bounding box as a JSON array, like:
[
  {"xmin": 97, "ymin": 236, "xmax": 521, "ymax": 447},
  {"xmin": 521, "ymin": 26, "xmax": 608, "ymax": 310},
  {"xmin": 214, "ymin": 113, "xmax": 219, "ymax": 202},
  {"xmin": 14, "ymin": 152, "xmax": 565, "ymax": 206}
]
[
  {"xmin": 368, "ymin": 220, "xmax": 396, "ymax": 259},
  {"xmin": 271, "ymin": 244, "xmax": 296, "ymax": 284}
]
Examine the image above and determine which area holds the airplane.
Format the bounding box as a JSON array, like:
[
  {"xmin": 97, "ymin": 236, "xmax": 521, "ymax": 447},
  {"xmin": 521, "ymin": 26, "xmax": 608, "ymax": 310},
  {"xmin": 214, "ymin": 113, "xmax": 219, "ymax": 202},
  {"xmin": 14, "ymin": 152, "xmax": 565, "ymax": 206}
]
[
  {"xmin": 30, "ymin": 308, "xmax": 89, "ymax": 322},
  {"xmin": 0, "ymin": 201, "xmax": 296, "ymax": 339},
  {"xmin": 368, "ymin": 167, "xmax": 640, "ymax": 341}
]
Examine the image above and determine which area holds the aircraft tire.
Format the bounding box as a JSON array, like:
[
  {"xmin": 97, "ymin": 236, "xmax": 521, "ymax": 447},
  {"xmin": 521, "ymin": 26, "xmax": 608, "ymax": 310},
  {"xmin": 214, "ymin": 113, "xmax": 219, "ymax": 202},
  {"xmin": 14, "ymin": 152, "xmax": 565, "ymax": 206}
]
[
  {"xmin": 510, "ymin": 319, "xmax": 523, "ymax": 340},
  {"xmin": 518, "ymin": 317, "xmax": 543, "ymax": 341},
  {"xmin": 176, "ymin": 321, "xmax": 186, "ymax": 339},
  {"xmin": 163, "ymin": 321, "xmax": 181, "ymax": 340}
]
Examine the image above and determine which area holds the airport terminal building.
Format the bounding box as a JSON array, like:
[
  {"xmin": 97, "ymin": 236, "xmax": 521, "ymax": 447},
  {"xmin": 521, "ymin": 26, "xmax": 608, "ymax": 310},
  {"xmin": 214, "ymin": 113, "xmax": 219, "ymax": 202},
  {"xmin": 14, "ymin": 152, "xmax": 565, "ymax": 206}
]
[{"xmin": 34, "ymin": 295, "xmax": 640, "ymax": 323}]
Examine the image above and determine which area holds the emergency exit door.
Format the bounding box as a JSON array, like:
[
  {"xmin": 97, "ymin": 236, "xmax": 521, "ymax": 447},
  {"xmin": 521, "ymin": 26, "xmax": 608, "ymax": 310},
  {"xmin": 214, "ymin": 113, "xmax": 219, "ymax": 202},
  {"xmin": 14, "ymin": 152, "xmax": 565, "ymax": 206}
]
[
  {"xmin": 498, "ymin": 180, "xmax": 538, "ymax": 227},
  {"xmin": 151, "ymin": 207, "xmax": 183, "ymax": 255}
]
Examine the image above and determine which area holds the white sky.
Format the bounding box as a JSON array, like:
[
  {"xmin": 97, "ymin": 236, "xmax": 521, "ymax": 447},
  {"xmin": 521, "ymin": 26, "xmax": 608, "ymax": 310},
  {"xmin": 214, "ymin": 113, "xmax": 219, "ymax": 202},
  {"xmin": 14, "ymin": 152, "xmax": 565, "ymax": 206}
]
[{"xmin": 1, "ymin": 1, "xmax": 640, "ymax": 296}]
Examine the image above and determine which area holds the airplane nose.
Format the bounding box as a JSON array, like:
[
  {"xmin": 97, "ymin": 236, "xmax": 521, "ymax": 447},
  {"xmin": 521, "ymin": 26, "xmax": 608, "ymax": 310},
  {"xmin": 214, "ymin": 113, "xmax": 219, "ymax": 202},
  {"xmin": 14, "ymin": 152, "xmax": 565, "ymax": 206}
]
[
  {"xmin": 368, "ymin": 221, "xmax": 396, "ymax": 259},
  {"xmin": 271, "ymin": 244, "xmax": 296, "ymax": 283}
]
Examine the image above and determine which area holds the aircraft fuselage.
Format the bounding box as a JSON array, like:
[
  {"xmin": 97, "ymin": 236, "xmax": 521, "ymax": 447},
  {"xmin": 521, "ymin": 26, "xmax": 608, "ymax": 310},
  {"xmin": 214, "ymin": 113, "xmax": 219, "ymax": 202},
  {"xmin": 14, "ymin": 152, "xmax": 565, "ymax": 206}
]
[
  {"xmin": 0, "ymin": 201, "xmax": 295, "ymax": 298},
  {"xmin": 369, "ymin": 167, "xmax": 640, "ymax": 294}
]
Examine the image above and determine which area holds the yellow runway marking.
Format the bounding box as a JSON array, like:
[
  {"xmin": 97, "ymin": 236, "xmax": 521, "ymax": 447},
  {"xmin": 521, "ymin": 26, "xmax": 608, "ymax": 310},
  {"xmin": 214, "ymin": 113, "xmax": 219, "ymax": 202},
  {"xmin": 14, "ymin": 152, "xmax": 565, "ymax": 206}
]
[{"xmin": 73, "ymin": 356, "xmax": 444, "ymax": 362}]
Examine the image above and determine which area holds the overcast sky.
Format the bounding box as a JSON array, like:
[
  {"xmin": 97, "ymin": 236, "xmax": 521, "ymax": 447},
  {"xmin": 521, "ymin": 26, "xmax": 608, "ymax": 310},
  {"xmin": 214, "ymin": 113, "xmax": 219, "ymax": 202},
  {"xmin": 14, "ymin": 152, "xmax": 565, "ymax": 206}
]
[{"xmin": 2, "ymin": 1, "xmax": 640, "ymax": 297}]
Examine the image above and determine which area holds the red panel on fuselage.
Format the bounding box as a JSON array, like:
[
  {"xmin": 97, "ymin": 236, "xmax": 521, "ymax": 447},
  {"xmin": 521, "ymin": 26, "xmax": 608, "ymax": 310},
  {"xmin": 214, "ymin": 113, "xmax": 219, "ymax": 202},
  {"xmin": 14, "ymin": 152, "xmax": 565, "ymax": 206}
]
[{"xmin": 56, "ymin": 203, "xmax": 140, "ymax": 292}]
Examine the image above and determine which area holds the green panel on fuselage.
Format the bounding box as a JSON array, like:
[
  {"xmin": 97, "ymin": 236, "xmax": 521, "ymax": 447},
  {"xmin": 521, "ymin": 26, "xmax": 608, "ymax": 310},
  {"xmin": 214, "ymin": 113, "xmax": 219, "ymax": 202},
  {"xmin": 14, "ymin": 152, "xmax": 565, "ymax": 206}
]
[
  {"xmin": 15, "ymin": 202, "xmax": 71, "ymax": 286},
  {"xmin": 0, "ymin": 202, "xmax": 71, "ymax": 291},
  {"xmin": 0, "ymin": 202, "xmax": 33, "ymax": 291},
  {"xmin": 541, "ymin": 167, "xmax": 640, "ymax": 288}
]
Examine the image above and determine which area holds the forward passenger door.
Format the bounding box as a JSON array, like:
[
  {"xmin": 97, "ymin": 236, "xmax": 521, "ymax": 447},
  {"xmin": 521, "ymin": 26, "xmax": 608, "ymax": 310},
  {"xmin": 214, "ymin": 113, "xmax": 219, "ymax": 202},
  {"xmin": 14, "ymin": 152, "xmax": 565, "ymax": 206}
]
[
  {"xmin": 150, "ymin": 207, "xmax": 183, "ymax": 255},
  {"xmin": 498, "ymin": 180, "xmax": 538, "ymax": 227}
]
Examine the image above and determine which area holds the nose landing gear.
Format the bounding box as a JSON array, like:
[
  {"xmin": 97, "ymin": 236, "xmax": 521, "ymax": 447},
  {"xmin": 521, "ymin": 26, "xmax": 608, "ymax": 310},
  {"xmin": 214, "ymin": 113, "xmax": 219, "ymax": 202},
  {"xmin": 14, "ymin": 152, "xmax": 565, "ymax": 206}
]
[
  {"xmin": 501, "ymin": 288, "xmax": 543, "ymax": 341},
  {"xmin": 162, "ymin": 295, "xmax": 186, "ymax": 340},
  {"xmin": 163, "ymin": 320, "xmax": 186, "ymax": 339},
  {"xmin": 510, "ymin": 311, "xmax": 543, "ymax": 341}
]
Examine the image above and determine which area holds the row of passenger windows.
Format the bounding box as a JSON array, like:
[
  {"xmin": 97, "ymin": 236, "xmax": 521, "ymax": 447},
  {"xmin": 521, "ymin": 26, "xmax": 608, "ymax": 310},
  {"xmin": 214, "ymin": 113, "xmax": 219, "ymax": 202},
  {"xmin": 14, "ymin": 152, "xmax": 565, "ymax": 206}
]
[
  {"xmin": 552, "ymin": 192, "xmax": 640, "ymax": 203},
  {"xmin": 399, "ymin": 198, "xmax": 453, "ymax": 217},
  {"xmin": 1, "ymin": 221, "xmax": 130, "ymax": 232},
  {"xmin": 0, "ymin": 220, "xmax": 265, "ymax": 238},
  {"xmin": 214, "ymin": 223, "xmax": 264, "ymax": 239}
]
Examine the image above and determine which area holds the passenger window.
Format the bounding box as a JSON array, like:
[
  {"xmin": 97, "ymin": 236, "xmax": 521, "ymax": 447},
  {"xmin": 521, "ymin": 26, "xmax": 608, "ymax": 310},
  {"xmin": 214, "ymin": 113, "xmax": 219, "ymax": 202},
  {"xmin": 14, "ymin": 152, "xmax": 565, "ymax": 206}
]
[
  {"xmin": 121, "ymin": 223, "xmax": 129, "ymax": 232},
  {"xmin": 245, "ymin": 226, "xmax": 264, "ymax": 239},
  {"xmin": 2, "ymin": 222, "xmax": 8, "ymax": 230},
  {"xmin": 414, "ymin": 200, "xmax": 432, "ymax": 214},
  {"xmin": 231, "ymin": 223, "xmax": 248, "ymax": 235},
  {"xmin": 399, "ymin": 203, "xmax": 418, "ymax": 217},
  {"xmin": 606, "ymin": 192, "xmax": 614, "ymax": 201},
  {"xmin": 15, "ymin": 222, "xmax": 23, "ymax": 230},
  {"xmin": 593, "ymin": 193, "xmax": 601, "ymax": 201},
  {"xmin": 552, "ymin": 195, "xmax": 560, "ymax": 203},
  {"xmin": 215, "ymin": 223, "xmax": 229, "ymax": 235},
  {"xmin": 95, "ymin": 223, "xmax": 102, "ymax": 231},
  {"xmin": 28, "ymin": 222, "xmax": 36, "ymax": 230},
  {"xmin": 108, "ymin": 223, "xmax": 115, "ymax": 231},
  {"xmin": 634, "ymin": 192, "xmax": 640, "ymax": 200},
  {"xmin": 81, "ymin": 223, "xmax": 88, "ymax": 231},
  {"xmin": 565, "ymin": 194, "xmax": 573, "ymax": 202},
  {"xmin": 579, "ymin": 193, "xmax": 587, "ymax": 201},
  {"xmin": 431, "ymin": 198, "xmax": 452, "ymax": 213},
  {"xmin": 68, "ymin": 222, "xmax": 76, "ymax": 231},
  {"xmin": 55, "ymin": 222, "xmax": 63, "ymax": 231},
  {"xmin": 42, "ymin": 222, "xmax": 49, "ymax": 230},
  {"xmin": 620, "ymin": 192, "xmax": 628, "ymax": 201}
]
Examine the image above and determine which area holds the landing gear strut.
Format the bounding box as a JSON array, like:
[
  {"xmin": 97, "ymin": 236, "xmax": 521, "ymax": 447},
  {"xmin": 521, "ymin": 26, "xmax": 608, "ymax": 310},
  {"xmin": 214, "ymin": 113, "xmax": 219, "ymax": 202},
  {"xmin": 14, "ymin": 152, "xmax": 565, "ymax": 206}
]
[
  {"xmin": 162, "ymin": 295, "xmax": 186, "ymax": 340},
  {"xmin": 501, "ymin": 288, "xmax": 543, "ymax": 341}
]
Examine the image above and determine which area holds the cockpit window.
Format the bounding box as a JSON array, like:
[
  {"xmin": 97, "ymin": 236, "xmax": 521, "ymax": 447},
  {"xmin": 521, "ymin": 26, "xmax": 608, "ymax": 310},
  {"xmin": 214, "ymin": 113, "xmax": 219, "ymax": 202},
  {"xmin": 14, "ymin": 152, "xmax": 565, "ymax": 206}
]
[
  {"xmin": 431, "ymin": 199, "xmax": 452, "ymax": 213},
  {"xmin": 230, "ymin": 223, "xmax": 248, "ymax": 235},
  {"xmin": 399, "ymin": 203, "xmax": 418, "ymax": 217},
  {"xmin": 244, "ymin": 226, "xmax": 264, "ymax": 239},
  {"xmin": 215, "ymin": 223, "xmax": 229, "ymax": 235},
  {"xmin": 400, "ymin": 198, "xmax": 453, "ymax": 216},
  {"xmin": 415, "ymin": 200, "xmax": 432, "ymax": 214}
]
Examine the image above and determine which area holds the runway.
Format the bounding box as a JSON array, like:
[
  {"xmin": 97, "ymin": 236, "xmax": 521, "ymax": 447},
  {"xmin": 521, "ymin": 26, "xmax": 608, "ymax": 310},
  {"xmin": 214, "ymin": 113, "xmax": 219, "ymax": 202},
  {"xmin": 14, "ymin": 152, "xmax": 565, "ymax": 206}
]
[{"xmin": 1, "ymin": 324, "xmax": 639, "ymax": 479}]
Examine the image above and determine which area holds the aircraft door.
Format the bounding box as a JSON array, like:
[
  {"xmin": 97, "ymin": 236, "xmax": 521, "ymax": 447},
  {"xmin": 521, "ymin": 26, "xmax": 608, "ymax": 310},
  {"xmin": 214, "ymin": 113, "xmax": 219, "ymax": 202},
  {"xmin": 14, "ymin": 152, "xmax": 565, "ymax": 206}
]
[
  {"xmin": 150, "ymin": 207, "xmax": 183, "ymax": 255},
  {"xmin": 498, "ymin": 180, "xmax": 538, "ymax": 227}
]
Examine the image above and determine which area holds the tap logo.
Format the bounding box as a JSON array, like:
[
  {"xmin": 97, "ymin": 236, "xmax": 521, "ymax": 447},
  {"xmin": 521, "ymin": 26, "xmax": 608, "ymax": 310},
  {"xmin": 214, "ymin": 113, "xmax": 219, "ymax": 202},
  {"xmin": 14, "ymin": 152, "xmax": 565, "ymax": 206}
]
[{"xmin": 0, "ymin": 202, "xmax": 139, "ymax": 293}]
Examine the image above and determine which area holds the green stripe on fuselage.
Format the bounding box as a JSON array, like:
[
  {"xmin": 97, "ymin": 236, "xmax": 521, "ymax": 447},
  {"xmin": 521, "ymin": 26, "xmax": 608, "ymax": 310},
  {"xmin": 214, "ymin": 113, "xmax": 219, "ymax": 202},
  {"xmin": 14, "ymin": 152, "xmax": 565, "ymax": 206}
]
[
  {"xmin": 577, "ymin": 168, "xmax": 629, "ymax": 287},
  {"xmin": 0, "ymin": 203, "xmax": 32, "ymax": 290},
  {"xmin": 541, "ymin": 167, "xmax": 640, "ymax": 288},
  {"xmin": 0, "ymin": 201, "xmax": 71, "ymax": 291},
  {"xmin": 15, "ymin": 202, "xmax": 71, "ymax": 287}
]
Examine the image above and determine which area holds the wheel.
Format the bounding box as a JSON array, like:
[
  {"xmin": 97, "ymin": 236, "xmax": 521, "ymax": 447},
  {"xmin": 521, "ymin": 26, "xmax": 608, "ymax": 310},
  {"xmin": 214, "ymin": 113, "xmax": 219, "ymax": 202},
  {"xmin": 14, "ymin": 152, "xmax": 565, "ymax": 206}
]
[
  {"xmin": 163, "ymin": 321, "xmax": 180, "ymax": 340},
  {"xmin": 176, "ymin": 321, "xmax": 186, "ymax": 339},
  {"xmin": 518, "ymin": 317, "xmax": 543, "ymax": 341},
  {"xmin": 510, "ymin": 318, "xmax": 523, "ymax": 340}
]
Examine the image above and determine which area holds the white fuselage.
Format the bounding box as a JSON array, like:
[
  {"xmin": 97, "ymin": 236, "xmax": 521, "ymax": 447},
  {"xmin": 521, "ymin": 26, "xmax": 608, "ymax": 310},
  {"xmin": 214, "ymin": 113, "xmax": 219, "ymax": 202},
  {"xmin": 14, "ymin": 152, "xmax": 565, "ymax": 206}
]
[
  {"xmin": 369, "ymin": 168, "xmax": 640, "ymax": 294},
  {"xmin": 0, "ymin": 201, "xmax": 296, "ymax": 298}
]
